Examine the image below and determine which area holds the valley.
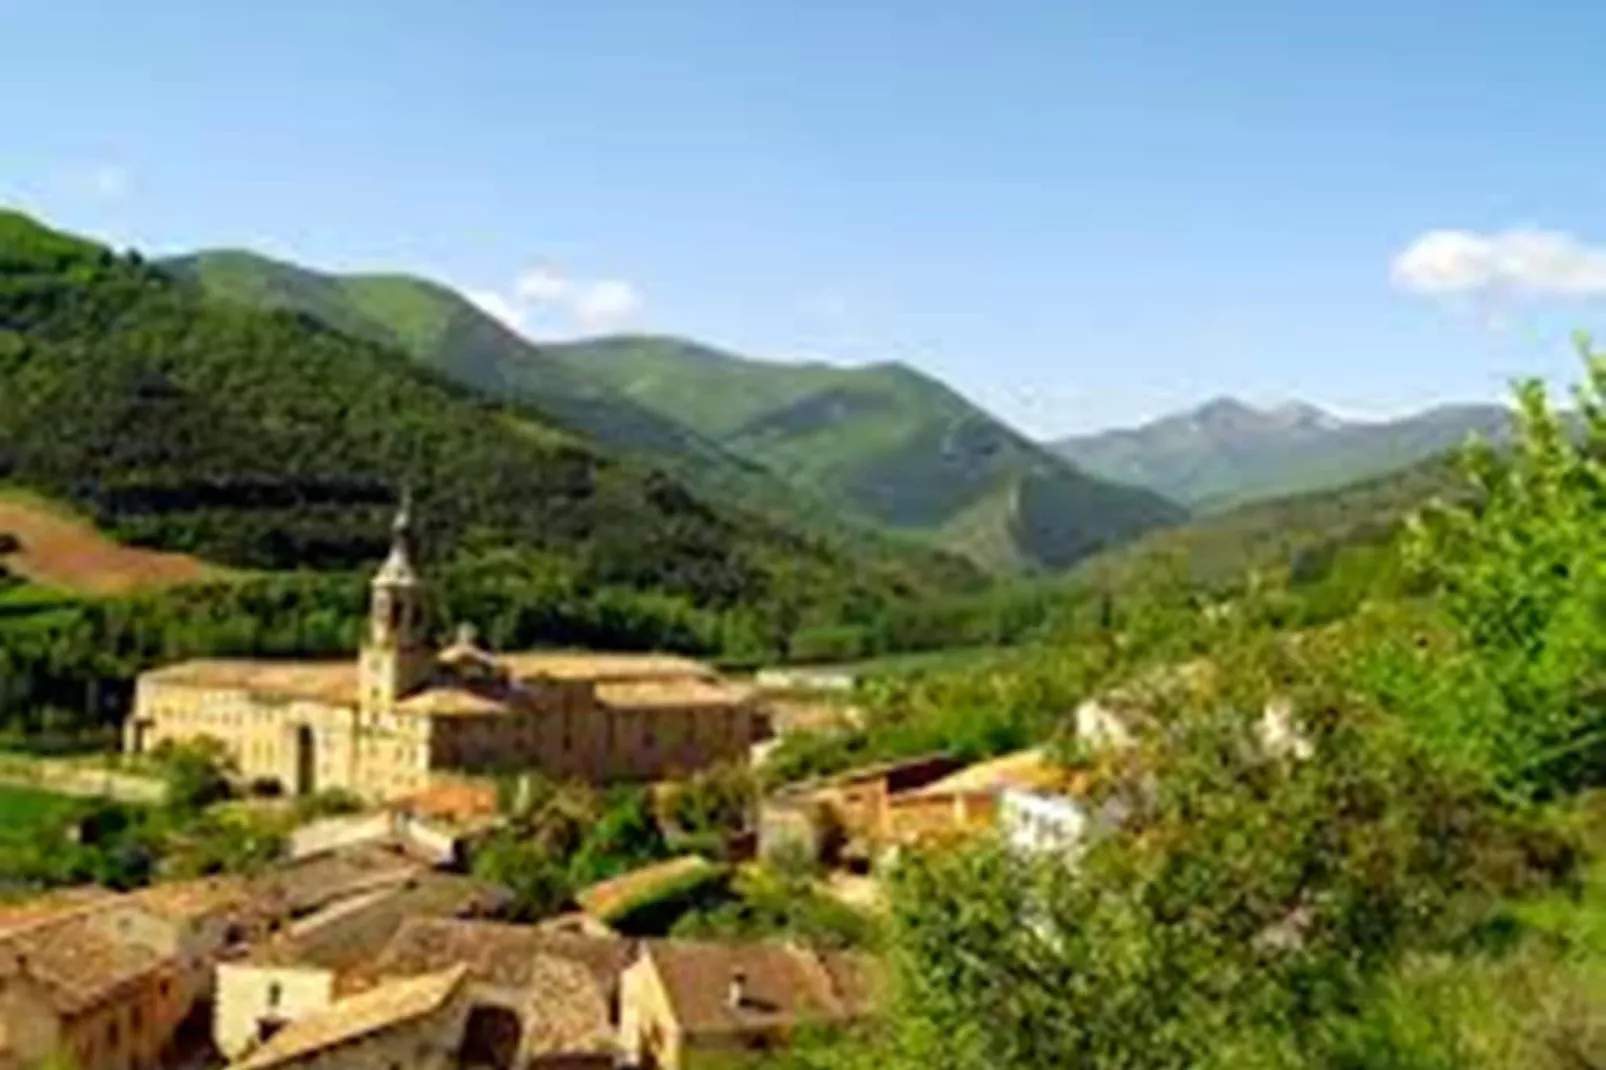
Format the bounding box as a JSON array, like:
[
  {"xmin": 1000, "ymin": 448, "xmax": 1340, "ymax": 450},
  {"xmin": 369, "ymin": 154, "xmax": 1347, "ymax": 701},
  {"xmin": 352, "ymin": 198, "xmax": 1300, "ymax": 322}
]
[{"xmin": 0, "ymin": 206, "xmax": 1599, "ymax": 1070}]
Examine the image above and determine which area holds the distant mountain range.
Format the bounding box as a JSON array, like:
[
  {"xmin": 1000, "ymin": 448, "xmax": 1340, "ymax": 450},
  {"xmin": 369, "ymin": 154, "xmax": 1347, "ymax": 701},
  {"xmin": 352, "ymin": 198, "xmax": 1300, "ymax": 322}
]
[
  {"xmin": 1071, "ymin": 452, "xmax": 1468, "ymax": 593},
  {"xmin": 168, "ymin": 252, "xmax": 1183, "ymax": 574},
  {"xmin": 1052, "ymin": 396, "xmax": 1514, "ymax": 512}
]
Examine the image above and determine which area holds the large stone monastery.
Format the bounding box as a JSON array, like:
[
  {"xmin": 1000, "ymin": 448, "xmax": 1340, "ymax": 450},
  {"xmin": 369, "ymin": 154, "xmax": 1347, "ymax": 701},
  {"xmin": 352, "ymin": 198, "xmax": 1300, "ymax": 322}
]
[{"xmin": 123, "ymin": 503, "xmax": 758, "ymax": 801}]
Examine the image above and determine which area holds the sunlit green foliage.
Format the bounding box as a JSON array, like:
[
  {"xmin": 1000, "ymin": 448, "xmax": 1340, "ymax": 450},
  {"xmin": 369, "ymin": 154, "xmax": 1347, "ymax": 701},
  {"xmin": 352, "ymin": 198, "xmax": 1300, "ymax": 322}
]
[{"xmin": 762, "ymin": 352, "xmax": 1606, "ymax": 1069}]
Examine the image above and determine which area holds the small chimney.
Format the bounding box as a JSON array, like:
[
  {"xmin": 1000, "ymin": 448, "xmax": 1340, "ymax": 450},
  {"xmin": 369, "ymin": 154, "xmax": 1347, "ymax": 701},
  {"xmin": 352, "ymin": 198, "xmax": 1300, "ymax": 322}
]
[{"xmin": 727, "ymin": 968, "xmax": 747, "ymax": 1010}]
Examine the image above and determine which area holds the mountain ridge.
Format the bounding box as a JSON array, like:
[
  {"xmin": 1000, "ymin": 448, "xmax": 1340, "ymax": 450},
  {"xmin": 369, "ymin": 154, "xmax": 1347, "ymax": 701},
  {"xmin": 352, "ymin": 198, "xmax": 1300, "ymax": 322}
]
[
  {"xmin": 546, "ymin": 335, "xmax": 1186, "ymax": 573},
  {"xmin": 168, "ymin": 253, "xmax": 1183, "ymax": 575},
  {"xmin": 1053, "ymin": 396, "xmax": 1512, "ymax": 511}
]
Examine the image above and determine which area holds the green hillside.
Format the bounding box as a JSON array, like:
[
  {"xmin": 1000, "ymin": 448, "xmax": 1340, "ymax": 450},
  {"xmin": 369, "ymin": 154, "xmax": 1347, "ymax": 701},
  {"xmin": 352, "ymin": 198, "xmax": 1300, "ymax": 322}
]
[
  {"xmin": 162, "ymin": 252, "xmax": 778, "ymax": 501},
  {"xmin": 1071, "ymin": 450, "xmax": 1469, "ymax": 592},
  {"xmin": 1054, "ymin": 396, "xmax": 1512, "ymax": 511},
  {"xmin": 164, "ymin": 250, "xmax": 980, "ymax": 590},
  {"xmin": 0, "ymin": 210, "xmax": 939, "ymax": 627},
  {"xmin": 547, "ymin": 336, "xmax": 1186, "ymax": 572}
]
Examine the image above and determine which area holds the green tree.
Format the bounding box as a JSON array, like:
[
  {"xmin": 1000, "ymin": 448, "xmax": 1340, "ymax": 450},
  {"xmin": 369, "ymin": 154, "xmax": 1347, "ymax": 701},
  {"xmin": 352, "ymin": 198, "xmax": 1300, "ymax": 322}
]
[
  {"xmin": 471, "ymin": 830, "xmax": 571, "ymax": 922},
  {"xmin": 568, "ymin": 788, "xmax": 669, "ymax": 886},
  {"xmin": 1404, "ymin": 340, "xmax": 1606, "ymax": 797},
  {"xmin": 156, "ymin": 738, "xmax": 234, "ymax": 812}
]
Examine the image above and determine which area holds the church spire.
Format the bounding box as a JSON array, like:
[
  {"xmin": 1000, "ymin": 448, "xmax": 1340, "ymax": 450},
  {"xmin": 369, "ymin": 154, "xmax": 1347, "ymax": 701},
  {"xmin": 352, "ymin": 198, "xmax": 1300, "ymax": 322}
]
[
  {"xmin": 373, "ymin": 489, "xmax": 419, "ymax": 589},
  {"xmin": 360, "ymin": 489, "xmax": 431, "ymax": 716}
]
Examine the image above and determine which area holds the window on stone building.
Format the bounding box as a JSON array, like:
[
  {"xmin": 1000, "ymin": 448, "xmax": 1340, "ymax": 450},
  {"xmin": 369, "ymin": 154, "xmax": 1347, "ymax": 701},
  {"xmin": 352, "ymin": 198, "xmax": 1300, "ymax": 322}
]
[{"xmin": 268, "ymin": 982, "xmax": 282, "ymax": 1008}]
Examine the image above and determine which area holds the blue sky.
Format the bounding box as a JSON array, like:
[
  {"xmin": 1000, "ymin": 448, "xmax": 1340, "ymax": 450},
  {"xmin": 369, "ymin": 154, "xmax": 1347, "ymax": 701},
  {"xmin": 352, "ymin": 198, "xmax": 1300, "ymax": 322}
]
[{"xmin": 6, "ymin": 0, "xmax": 1606, "ymax": 436}]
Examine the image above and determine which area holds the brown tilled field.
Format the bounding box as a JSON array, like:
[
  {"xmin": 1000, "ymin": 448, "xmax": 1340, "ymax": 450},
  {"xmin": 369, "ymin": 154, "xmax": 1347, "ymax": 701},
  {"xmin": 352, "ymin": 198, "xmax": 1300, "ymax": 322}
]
[{"xmin": 0, "ymin": 493, "xmax": 226, "ymax": 596}]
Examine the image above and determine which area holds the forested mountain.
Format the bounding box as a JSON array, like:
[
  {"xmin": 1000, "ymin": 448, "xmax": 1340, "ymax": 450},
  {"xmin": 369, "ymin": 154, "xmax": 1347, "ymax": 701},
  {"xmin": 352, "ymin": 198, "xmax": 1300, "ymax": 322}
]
[
  {"xmin": 1070, "ymin": 450, "xmax": 1468, "ymax": 592},
  {"xmin": 1053, "ymin": 395, "xmax": 1512, "ymax": 510},
  {"xmin": 545, "ymin": 336, "xmax": 1186, "ymax": 573},
  {"xmin": 164, "ymin": 250, "xmax": 980, "ymax": 589},
  {"xmin": 0, "ymin": 210, "xmax": 948, "ymax": 632},
  {"xmin": 167, "ymin": 251, "xmax": 1181, "ymax": 575}
]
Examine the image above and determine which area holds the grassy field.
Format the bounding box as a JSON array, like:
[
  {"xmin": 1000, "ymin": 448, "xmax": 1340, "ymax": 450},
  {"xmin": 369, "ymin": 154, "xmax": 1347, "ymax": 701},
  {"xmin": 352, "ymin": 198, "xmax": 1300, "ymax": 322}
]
[
  {"xmin": 808, "ymin": 644, "xmax": 1017, "ymax": 681},
  {"xmin": 0, "ymin": 783, "xmax": 83, "ymax": 844}
]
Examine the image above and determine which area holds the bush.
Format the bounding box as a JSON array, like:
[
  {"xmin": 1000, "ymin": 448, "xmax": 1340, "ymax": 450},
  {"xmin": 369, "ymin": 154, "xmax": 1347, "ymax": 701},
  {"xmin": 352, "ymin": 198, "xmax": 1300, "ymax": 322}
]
[
  {"xmin": 600, "ymin": 861, "xmax": 733, "ymax": 936},
  {"xmin": 471, "ymin": 830, "xmax": 572, "ymax": 922},
  {"xmin": 156, "ymin": 738, "xmax": 234, "ymax": 812},
  {"xmin": 292, "ymin": 788, "xmax": 365, "ymax": 821}
]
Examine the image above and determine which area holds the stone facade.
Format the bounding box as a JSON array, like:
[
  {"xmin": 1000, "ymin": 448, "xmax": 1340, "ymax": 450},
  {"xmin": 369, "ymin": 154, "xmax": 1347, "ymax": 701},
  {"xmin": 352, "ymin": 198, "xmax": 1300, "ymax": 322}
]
[
  {"xmin": 215, "ymin": 964, "xmax": 336, "ymax": 1061},
  {"xmin": 0, "ymin": 902, "xmax": 191, "ymax": 1070},
  {"xmin": 124, "ymin": 505, "xmax": 759, "ymax": 803},
  {"xmin": 227, "ymin": 966, "xmax": 470, "ymax": 1070},
  {"xmin": 619, "ymin": 942, "xmax": 880, "ymax": 1070}
]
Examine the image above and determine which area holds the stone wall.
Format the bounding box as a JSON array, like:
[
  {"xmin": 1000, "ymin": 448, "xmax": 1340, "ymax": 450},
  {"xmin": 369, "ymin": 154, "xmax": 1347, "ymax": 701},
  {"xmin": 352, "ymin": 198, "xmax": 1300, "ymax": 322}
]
[{"xmin": 214, "ymin": 963, "xmax": 335, "ymax": 1060}]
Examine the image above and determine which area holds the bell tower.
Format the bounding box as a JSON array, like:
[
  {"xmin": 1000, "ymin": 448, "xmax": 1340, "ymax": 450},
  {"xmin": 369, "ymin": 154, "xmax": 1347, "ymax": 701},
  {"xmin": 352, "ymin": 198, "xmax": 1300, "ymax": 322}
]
[{"xmin": 359, "ymin": 493, "xmax": 432, "ymax": 718}]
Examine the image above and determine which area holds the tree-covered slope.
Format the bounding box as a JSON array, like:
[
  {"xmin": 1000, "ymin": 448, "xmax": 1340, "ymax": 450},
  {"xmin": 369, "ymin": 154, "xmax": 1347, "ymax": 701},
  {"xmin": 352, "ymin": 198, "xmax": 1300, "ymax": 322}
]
[
  {"xmin": 0, "ymin": 210, "xmax": 932, "ymax": 622},
  {"xmin": 164, "ymin": 250, "xmax": 981, "ymax": 591},
  {"xmin": 1070, "ymin": 451, "xmax": 1469, "ymax": 592},
  {"xmin": 162, "ymin": 251, "xmax": 778, "ymax": 502},
  {"xmin": 546, "ymin": 336, "xmax": 1186, "ymax": 572},
  {"xmin": 1053, "ymin": 396, "xmax": 1512, "ymax": 511}
]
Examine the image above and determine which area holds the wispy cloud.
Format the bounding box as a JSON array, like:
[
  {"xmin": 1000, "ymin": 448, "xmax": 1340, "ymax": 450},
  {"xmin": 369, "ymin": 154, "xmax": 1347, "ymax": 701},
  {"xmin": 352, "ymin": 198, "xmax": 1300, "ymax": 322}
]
[
  {"xmin": 86, "ymin": 163, "xmax": 129, "ymax": 201},
  {"xmin": 471, "ymin": 261, "xmax": 643, "ymax": 337},
  {"xmin": 1392, "ymin": 227, "xmax": 1606, "ymax": 298},
  {"xmin": 465, "ymin": 289, "xmax": 528, "ymax": 332},
  {"xmin": 572, "ymin": 279, "xmax": 641, "ymax": 331},
  {"xmin": 513, "ymin": 264, "xmax": 571, "ymax": 303}
]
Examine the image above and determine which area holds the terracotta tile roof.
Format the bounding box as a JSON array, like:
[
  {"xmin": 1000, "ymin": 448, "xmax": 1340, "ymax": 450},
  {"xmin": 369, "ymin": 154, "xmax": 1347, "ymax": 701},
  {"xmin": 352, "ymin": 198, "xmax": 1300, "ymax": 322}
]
[
  {"xmin": 394, "ymin": 685, "xmax": 513, "ymax": 717},
  {"xmin": 498, "ymin": 651, "xmax": 716, "ymax": 683},
  {"xmin": 355, "ymin": 919, "xmax": 620, "ymax": 1057},
  {"xmin": 140, "ymin": 658, "xmax": 358, "ymax": 706},
  {"xmin": 520, "ymin": 953, "xmax": 617, "ymax": 1057},
  {"xmin": 126, "ymin": 876, "xmax": 253, "ymax": 922},
  {"xmin": 0, "ymin": 906, "xmax": 175, "ymax": 1016},
  {"xmin": 593, "ymin": 678, "xmax": 751, "ymax": 710},
  {"xmin": 775, "ymin": 754, "xmax": 964, "ymax": 801},
  {"xmin": 232, "ymin": 964, "xmax": 468, "ymax": 1070},
  {"xmin": 906, "ymin": 748, "xmax": 1069, "ymax": 797},
  {"xmin": 251, "ymin": 844, "xmax": 426, "ymax": 916},
  {"xmin": 0, "ymin": 887, "xmax": 119, "ymax": 931},
  {"xmin": 642, "ymin": 941, "xmax": 880, "ymax": 1039},
  {"xmin": 391, "ymin": 779, "xmax": 500, "ymax": 824},
  {"xmin": 249, "ymin": 873, "xmax": 511, "ymax": 974},
  {"xmin": 574, "ymin": 856, "xmax": 719, "ymax": 921},
  {"xmin": 363, "ymin": 918, "xmax": 637, "ymax": 994}
]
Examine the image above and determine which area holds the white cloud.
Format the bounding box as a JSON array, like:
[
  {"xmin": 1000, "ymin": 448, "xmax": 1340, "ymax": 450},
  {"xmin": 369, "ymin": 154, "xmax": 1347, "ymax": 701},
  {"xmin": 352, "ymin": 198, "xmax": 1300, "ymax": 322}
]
[
  {"xmin": 572, "ymin": 279, "xmax": 642, "ymax": 330},
  {"xmin": 1392, "ymin": 227, "xmax": 1606, "ymax": 298},
  {"xmin": 470, "ymin": 263, "xmax": 642, "ymax": 337},
  {"xmin": 465, "ymin": 289, "xmax": 527, "ymax": 331},
  {"xmin": 514, "ymin": 264, "xmax": 571, "ymax": 303},
  {"xmin": 89, "ymin": 164, "xmax": 129, "ymax": 200}
]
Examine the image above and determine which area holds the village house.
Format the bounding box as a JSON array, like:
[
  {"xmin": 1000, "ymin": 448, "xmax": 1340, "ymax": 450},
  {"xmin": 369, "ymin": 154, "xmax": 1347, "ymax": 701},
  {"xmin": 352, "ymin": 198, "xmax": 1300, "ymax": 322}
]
[
  {"xmin": 215, "ymin": 870, "xmax": 510, "ymax": 1060},
  {"xmin": 124, "ymin": 502, "xmax": 760, "ymax": 803},
  {"xmin": 620, "ymin": 941, "xmax": 880, "ymax": 1070},
  {"xmin": 226, "ymin": 965, "xmax": 472, "ymax": 1070},
  {"xmin": 757, "ymin": 755, "xmax": 965, "ymax": 864},
  {"xmin": 0, "ymin": 900, "xmax": 190, "ymax": 1070},
  {"xmin": 353, "ymin": 917, "xmax": 636, "ymax": 1069}
]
